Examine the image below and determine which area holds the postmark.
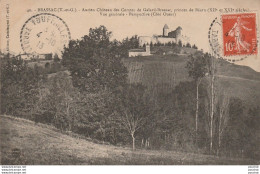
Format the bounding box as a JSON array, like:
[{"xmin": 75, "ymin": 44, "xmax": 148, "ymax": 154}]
[
  {"xmin": 20, "ymin": 13, "xmax": 71, "ymax": 55},
  {"xmin": 208, "ymin": 17, "xmax": 223, "ymax": 58},
  {"xmin": 208, "ymin": 13, "xmax": 258, "ymax": 62}
]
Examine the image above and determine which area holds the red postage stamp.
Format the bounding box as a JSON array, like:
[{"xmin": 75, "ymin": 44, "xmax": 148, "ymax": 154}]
[{"xmin": 222, "ymin": 13, "xmax": 257, "ymax": 56}]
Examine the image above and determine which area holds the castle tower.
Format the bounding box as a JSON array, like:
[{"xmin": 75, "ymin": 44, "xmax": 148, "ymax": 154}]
[
  {"xmin": 175, "ymin": 26, "xmax": 182, "ymax": 42},
  {"xmin": 163, "ymin": 24, "xmax": 169, "ymax": 37}
]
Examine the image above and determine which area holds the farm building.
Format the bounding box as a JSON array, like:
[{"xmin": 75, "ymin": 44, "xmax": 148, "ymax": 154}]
[{"xmin": 129, "ymin": 45, "xmax": 151, "ymax": 57}]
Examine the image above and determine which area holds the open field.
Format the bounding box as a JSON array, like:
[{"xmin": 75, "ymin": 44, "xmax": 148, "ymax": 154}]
[{"xmin": 0, "ymin": 115, "xmax": 258, "ymax": 165}]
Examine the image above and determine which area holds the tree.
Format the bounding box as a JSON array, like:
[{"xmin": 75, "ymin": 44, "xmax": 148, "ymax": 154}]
[
  {"xmin": 192, "ymin": 44, "xmax": 198, "ymax": 49},
  {"xmin": 45, "ymin": 62, "xmax": 50, "ymax": 69},
  {"xmin": 178, "ymin": 40, "xmax": 182, "ymax": 47},
  {"xmin": 53, "ymin": 53, "xmax": 60, "ymax": 62},
  {"xmin": 62, "ymin": 25, "xmax": 128, "ymax": 93},
  {"xmin": 186, "ymin": 52, "xmax": 209, "ymax": 144},
  {"xmin": 50, "ymin": 72, "xmax": 79, "ymax": 131},
  {"xmin": 208, "ymin": 53, "xmax": 217, "ymax": 154},
  {"xmin": 172, "ymin": 81, "xmax": 197, "ymax": 148},
  {"xmin": 222, "ymin": 97, "xmax": 246, "ymax": 157},
  {"xmin": 119, "ymin": 35, "xmax": 140, "ymax": 57},
  {"xmin": 116, "ymin": 84, "xmax": 153, "ymax": 150},
  {"xmin": 245, "ymin": 106, "xmax": 260, "ymax": 159},
  {"xmin": 216, "ymin": 92, "xmax": 230, "ymax": 156},
  {"xmin": 186, "ymin": 43, "xmax": 191, "ymax": 48},
  {"xmin": 0, "ymin": 55, "xmax": 45, "ymax": 118}
]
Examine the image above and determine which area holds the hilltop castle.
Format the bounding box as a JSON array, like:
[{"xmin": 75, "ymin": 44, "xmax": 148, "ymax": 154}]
[
  {"xmin": 138, "ymin": 24, "xmax": 190, "ymax": 46},
  {"xmin": 128, "ymin": 24, "xmax": 190, "ymax": 57}
]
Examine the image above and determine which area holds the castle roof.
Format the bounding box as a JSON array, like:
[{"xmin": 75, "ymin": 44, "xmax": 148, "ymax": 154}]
[{"xmin": 163, "ymin": 24, "xmax": 169, "ymax": 29}]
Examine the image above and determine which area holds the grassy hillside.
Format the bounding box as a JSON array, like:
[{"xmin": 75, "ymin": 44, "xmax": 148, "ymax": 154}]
[
  {"xmin": 123, "ymin": 54, "xmax": 260, "ymax": 105},
  {"xmin": 123, "ymin": 55, "xmax": 189, "ymax": 94},
  {"xmin": 0, "ymin": 115, "xmax": 257, "ymax": 165}
]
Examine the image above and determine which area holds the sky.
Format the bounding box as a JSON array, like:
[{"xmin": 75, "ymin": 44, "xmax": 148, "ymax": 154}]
[{"xmin": 1, "ymin": 0, "xmax": 260, "ymax": 71}]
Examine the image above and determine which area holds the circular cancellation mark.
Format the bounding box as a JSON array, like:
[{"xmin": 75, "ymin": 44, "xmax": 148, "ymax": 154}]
[{"xmin": 20, "ymin": 13, "xmax": 71, "ymax": 56}]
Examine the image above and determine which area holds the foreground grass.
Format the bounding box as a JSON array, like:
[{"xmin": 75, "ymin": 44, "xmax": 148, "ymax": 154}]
[{"xmin": 0, "ymin": 115, "xmax": 257, "ymax": 165}]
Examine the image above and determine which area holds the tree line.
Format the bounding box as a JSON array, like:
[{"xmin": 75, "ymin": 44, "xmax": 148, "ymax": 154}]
[
  {"xmin": 1, "ymin": 25, "xmax": 259, "ymax": 159},
  {"xmin": 142, "ymin": 40, "xmax": 198, "ymax": 49}
]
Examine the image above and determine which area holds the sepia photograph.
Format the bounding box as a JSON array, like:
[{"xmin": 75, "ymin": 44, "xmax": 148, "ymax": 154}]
[{"xmin": 0, "ymin": 0, "xmax": 259, "ymax": 171}]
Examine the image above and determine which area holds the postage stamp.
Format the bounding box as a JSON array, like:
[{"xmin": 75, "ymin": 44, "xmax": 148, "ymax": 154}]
[
  {"xmin": 222, "ymin": 13, "xmax": 257, "ymax": 56},
  {"xmin": 208, "ymin": 12, "xmax": 258, "ymax": 62},
  {"xmin": 20, "ymin": 13, "xmax": 71, "ymax": 55}
]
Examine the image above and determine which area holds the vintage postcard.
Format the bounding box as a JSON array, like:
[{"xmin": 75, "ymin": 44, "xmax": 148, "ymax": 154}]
[{"xmin": 0, "ymin": 0, "xmax": 260, "ymax": 169}]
